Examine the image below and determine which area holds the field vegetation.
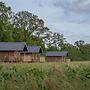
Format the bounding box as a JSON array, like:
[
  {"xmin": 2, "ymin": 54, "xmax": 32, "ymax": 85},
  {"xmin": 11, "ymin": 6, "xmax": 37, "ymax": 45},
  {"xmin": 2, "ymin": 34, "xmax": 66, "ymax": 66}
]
[{"xmin": 0, "ymin": 62, "xmax": 90, "ymax": 90}]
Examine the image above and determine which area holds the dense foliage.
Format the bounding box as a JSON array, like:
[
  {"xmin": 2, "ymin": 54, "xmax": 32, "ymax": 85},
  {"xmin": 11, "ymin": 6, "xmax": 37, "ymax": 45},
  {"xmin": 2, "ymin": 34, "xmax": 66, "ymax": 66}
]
[
  {"xmin": 0, "ymin": 2, "xmax": 90, "ymax": 60},
  {"xmin": 0, "ymin": 62, "xmax": 90, "ymax": 90}
]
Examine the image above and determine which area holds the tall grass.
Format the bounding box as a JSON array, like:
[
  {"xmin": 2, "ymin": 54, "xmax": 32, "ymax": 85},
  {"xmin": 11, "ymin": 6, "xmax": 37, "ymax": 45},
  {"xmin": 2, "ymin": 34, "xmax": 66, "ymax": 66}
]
[{"xmin": 0, "ymin": 62, "xmax": 90, "ymax": 90}]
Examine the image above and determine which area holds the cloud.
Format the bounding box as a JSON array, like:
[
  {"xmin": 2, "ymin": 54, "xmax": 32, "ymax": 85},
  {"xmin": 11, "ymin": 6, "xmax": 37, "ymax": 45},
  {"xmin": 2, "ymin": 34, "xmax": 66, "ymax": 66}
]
[
  {"xmin": 53, "ymin": 0, "xmax": 90, "ymax": 13},
  {"xmin": 66, "ymin": 0, "xmax": 90, "ymax": 13},
  {"xmin": 32, "ymin": 0, "xmax": 90, "ymax": 24}
]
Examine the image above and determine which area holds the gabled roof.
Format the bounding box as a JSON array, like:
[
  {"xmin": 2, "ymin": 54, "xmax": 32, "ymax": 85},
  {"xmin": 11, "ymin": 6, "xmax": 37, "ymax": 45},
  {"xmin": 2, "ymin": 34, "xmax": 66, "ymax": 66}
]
[
  {"xmin": 0, "ymin": 42, "xmax": 27, "ymax": 51},
  {"xmin": 27, "ymin": 46, "xmax": 42, "ymax": 53},
  {"xmin": 46, "ymin": 51, "xmax": 68, "ymax": 57}
]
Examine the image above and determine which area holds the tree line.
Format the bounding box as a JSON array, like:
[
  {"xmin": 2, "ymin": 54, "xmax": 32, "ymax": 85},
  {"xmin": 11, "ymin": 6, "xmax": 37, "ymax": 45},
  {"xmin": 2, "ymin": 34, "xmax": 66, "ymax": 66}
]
[{"xmin": 0, "ymin": 2, "xmax": 90, "ymax": 61}]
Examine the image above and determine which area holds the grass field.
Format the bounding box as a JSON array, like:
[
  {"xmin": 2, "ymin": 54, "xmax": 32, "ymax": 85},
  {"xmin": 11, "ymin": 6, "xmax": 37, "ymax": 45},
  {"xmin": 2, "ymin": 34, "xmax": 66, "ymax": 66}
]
[{"xmin": 0, "ymin": 62, "xmax": 90, "ymax": 90}]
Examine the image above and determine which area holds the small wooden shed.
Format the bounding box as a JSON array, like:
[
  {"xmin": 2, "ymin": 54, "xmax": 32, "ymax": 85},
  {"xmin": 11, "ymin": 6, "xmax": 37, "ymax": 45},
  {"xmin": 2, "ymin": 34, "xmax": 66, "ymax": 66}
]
[{"xmin": 46, "ymin": 51, "xmax": 68, "ymax": 62}]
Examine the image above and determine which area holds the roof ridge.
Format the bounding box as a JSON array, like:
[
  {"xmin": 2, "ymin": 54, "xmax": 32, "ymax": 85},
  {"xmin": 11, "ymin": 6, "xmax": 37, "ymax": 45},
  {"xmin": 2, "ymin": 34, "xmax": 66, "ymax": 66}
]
[
  {"xmin": 28, "ymin": 45, "xmax": 41, "ymax": 47},
  {"xmin": 0, "ymin": 42, "xmax": 25, "ymax": 43},
  {"xmin": 47, "ymin": 51, "xmax": 68, "ymax": 52}
]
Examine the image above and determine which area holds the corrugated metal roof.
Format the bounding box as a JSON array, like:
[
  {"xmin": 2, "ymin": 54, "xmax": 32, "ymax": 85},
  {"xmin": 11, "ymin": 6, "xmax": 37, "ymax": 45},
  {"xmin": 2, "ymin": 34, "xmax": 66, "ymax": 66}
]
[
  {"xmin": 27, "ymin": 46, "xmax": 42, "ymax": 53},
  {"xmin": 46, "ymin": 51, "xmax": 68, "ymax": 57},
  {"xmin": 0, "ymin": 42, "xmax": 26, "ymax": 51}
]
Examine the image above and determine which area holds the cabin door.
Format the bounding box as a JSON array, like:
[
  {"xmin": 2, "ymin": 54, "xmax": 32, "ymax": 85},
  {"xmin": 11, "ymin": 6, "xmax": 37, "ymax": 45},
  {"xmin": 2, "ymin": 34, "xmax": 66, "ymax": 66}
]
[{"xmin": 40, "ymin": 56, "xmax": 45, "ymax": 63}]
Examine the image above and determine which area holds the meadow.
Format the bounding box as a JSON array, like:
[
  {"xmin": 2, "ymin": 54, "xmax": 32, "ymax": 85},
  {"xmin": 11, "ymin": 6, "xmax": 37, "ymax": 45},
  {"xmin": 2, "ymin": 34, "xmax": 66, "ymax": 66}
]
[{"xmin": 0, "ymin": 62, "xmax": 90, "ymax": 90}]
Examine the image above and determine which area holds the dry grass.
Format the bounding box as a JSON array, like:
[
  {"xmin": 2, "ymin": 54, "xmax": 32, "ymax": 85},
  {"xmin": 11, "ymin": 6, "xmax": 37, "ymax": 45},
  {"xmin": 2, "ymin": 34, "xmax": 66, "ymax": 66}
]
[{"xmin": 0, "ymin": 61, "xmax": 90, "ymax": 90}]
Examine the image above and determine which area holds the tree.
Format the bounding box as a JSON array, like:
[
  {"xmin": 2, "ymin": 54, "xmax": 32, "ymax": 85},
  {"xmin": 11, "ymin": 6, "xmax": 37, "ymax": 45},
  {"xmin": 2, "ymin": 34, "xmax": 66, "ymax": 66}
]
[
  {"xmin": 76, "ymin": 43, "xmax": 90, "ymax": 60},
  {"xmin": 12, "ymin": 11, "xmax": 50, "ymax": 49},
  {"xmin": 74, "ymin": 40, "xmax": 85, "ymax": 47},
  {"xmin": 46, "ymin": 32, "xmax": 66, "ymax": 51},
  {"xmin": 0, "ymin": 2, "xmax": 13, "ymax": 42},
  {"xmin": 62, "ymin": 43, "xmax": 82, "ymax": 61}
]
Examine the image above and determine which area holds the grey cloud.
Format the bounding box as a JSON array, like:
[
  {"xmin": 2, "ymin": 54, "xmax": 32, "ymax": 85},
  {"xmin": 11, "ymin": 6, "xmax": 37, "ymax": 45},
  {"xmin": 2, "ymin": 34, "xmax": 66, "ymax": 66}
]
[{"xmin": 52, "ymin": 0, "xmax": 90, "ymax": 14}]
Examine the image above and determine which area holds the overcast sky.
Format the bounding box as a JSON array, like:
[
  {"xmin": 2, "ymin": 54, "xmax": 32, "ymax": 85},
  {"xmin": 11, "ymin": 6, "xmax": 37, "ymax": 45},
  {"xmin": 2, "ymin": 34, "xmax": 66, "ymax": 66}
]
[{"xmin": 1, "ymin": 0, "xmax": 90, "ymax": 43}]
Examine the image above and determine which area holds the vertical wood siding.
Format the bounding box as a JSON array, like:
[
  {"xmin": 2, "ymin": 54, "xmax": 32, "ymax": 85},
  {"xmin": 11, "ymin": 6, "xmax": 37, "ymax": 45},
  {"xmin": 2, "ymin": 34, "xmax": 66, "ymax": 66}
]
[{"xmin": 46, "ymin": 56, "xmax": 65, "ymax": 62}]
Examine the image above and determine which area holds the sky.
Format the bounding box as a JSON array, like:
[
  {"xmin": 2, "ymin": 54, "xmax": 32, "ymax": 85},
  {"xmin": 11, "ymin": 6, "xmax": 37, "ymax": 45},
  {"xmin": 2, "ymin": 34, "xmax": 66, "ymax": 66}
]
[{"xmin": 1, "ymin": 0, "xmax": 90, "ymax": 44}]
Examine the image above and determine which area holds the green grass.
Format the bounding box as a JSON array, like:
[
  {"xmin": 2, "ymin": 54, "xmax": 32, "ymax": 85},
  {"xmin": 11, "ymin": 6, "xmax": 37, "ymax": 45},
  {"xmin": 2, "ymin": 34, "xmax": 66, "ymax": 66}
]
[{"xmin": 0, "ymin": 62, "xmax": 90, "ymax": 90}]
